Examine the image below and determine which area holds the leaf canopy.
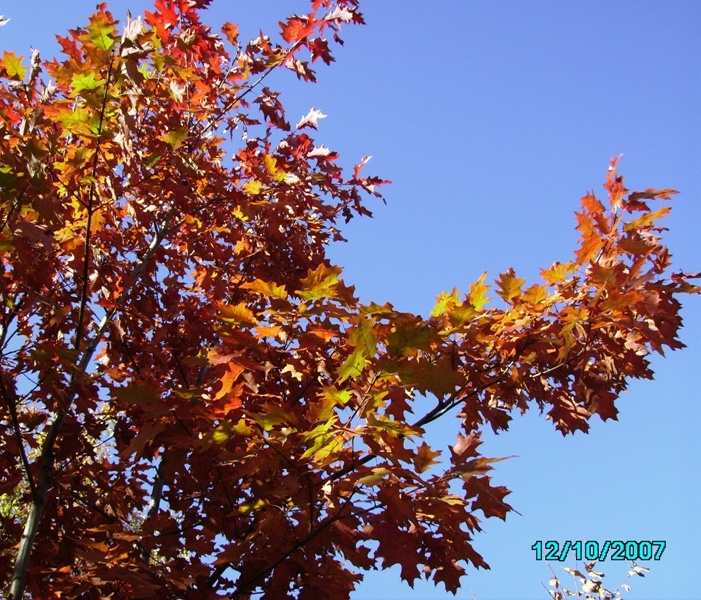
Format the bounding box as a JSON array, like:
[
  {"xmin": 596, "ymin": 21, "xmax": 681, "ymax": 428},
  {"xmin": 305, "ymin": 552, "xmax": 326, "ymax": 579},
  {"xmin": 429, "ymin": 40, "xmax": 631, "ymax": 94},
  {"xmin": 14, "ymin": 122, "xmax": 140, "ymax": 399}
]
[{"xmin": 0, "ymin": 1, "xmax": 697, "ymax": 599}]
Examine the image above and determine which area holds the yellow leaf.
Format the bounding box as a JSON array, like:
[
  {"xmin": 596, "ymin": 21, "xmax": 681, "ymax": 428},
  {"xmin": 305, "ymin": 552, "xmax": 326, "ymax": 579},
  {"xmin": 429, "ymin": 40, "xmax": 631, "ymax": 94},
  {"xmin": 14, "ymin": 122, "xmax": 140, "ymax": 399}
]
[
  {"xmin": 243, "ymin": 180, "xmax": 263, "ymax": 195},
  {"xmin": 468, "ymin": 272, "xmax": 490, "ymax": 310},
  {"xmin": 431, "ymin": 288, "xmax": 461, "ymax": 318},
  {"xmin": 263, "ymin": 153, "xmax": 286, "ymax": 181},
  {"xmin": 240, "ymin": 278, "xmax": 287, "ymax": 299},
  {"xmin": 320, "ymin": 386, "xmax": 351, "ymax": 406},
  {"xmin": 541, "ymin": 261, "xmax": 576, "ymax": 285},
  {"xmin": 1, "ymin": 51, "xmax": 26, "ymax": 80},
  {"xmin": 297, "ymin": 263, "xmax": 343, "ymax": 301},
  {"xmin": 357, "ymin": 467, "xmax": 391, "ymax": 486},
  {"xmin": 496, "ymin": 268, "xmax": 527, "ymax": 303},
  {"xmin": 217, "ymin": 302, "xmax": 258, "ymax": 326}
]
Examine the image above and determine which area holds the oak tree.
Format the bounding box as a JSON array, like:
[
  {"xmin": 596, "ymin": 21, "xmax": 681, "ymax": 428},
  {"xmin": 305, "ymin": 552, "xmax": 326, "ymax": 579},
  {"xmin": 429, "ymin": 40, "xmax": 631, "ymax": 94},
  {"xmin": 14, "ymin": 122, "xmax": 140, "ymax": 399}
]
[{"xmin": 0, "ymin": 1, "xmax": 698, "ymax": 598}]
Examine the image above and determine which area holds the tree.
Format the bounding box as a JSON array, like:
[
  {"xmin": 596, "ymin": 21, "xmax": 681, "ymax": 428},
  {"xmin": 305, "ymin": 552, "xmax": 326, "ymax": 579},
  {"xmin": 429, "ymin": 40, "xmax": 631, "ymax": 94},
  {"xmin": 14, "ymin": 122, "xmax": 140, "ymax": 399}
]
[{"xmin": 0, "ymin": 1, "xmax": 697, "ymax": 598}]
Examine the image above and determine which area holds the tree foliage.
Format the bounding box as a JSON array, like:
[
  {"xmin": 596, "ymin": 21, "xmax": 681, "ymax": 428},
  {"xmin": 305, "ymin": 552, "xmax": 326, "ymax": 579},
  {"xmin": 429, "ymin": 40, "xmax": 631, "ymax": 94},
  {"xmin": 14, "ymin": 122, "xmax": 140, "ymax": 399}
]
[{"xmin": 0, "ymin": 1, "xmax": 697, "ymax": 598}]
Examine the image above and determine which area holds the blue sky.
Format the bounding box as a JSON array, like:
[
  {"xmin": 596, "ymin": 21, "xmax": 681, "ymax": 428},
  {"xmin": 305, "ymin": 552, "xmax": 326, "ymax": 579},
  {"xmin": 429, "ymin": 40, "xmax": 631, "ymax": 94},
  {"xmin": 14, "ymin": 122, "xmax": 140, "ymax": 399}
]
[{"xmin": 2, "ymin": 2, "xmax": 699, "ymax": 599}]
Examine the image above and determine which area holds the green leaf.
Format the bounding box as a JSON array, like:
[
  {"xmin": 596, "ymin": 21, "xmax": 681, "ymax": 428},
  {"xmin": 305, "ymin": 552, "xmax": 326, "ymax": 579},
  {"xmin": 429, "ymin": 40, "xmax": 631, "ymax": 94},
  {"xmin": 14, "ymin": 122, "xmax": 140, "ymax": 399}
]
[
  {"xmin": 431, "ymin": 288, "xmax": 460, "ymax": 318},
  {"xmin": 1, "ymin": 51, "xmax": 26, "ymax": 80},
  {"xmin": 202, "ymin": 419, "xmax": 251, "ymax": 447},
  {"xmin": 70, "ymin": 72, "xmax": 106, "ymax": 94},
  {"xmin": 0, "ymin": 165, "xmax": 18, "ymax": 190},
  {"xmin": 144, "ymin": 153, "xmax": 163, "ymax": 169},
  {"xmin": 55, "ymin": 106, "xmax": 102, "ymax": 137},
  {"xmin": 337, "ymin": 347, "xmax": 366, "ymax": 382},
  {"xmin": 83, "ymin": 11, "xmax": 116, "ymax": 52},
  {"xmin": 160, "ymin": 127, "xmax": 189, "ymax": 151}
]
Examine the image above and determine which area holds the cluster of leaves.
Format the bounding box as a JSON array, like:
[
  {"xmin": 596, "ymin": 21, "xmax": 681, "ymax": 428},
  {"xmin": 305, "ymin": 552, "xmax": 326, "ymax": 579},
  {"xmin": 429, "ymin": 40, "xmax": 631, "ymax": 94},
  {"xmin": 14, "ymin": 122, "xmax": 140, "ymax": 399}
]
[
  {"xmin": 546, "ymin": 561, "xmax": 650, "ymax": 600},
  {"xmin": 0, "ymin": 1, "xmax": 697, "ymax": 598}
]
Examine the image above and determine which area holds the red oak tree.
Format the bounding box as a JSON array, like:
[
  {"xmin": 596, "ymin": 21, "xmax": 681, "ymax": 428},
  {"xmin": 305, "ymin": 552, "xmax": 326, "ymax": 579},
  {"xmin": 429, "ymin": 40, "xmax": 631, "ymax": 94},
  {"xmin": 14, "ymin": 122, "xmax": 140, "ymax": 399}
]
[{"xmin": 0, "ymin": 1, "xmax": 697, "ymax": 598}]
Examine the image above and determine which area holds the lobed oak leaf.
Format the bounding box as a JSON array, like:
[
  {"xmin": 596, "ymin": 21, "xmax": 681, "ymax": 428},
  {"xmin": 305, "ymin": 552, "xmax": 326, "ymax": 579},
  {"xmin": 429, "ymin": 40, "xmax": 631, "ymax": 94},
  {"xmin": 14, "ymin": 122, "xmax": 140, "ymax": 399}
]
[
  {"xmin": 626, "ymin": 187, "xmax": 678, "ymax": 209},
  {"xmin": 221, "ymin": 22, "xmax": 239, "ymax": 45},
  {"xmin": 201, "ymin": 418, "xmax": 250, "ymax": 447},
  {"xmin": 431, "ymin": 560, "xmax": 466, "ymax": 595},
  {"xmin": 297, "ymin": 263, "xmax": 343, "ymax": 300},
  {"xmin": 295, "ymin": 106, "xmax": 327, "ymax": 130},
  {"xmin": 337, "ymin": 347, "xmax": 366, "ymax": 382},
  {"xmin": 467, "ymin": 476, "xmax": 514, "ymax": 520},
  {"xmin": 216, "ymin": 302, "xmax": 258, "ymax": 326},
  {"xmin": 353, "ymin": 155, "xmax": 372, "ymax": 179},
  {"xmin": 308, "ymin": 37, "xmax": 334, "ymax": 65},
  {"xmin": 413, "ymin": 442, "xmax": 441, "ymax": 474},
  {"xmin": 308, "ymin": 144, "xmax": 333, "ymax": 158},
  {"xmin": 324, "ymin": 7, "xmax": 355, "ymax": 24},
  {"xmin": 81, "ymin": 9, "xmax": 117, "ymax": 52},
  {"xmin": 159, "ymin": 126, "xmax": 189, "ymax": 150},
  {"xmin": 399, "ymin": 355, "xmax": 463, "ymax": 398},
  {"xmin": 468, "ymin": 272, "xmax": 490, "ymax": 310},
  {"xmin": 242, "ymin": 179, "xmax": 264, "ymax": 195},
  {"xmin": 541, "ymin": 261, "xmax": 576, "ymax": 285},
  {"xmin": 70, "ymin": 71, "xmax": 106, "ymax": 93},
  {"xmin": 214, "ymin": 363, "xmax": 245, "ymax": 401},
  {"xmin": 285, "ymin": 56, "xmax": 317, "ymax": 81},
  {"xmin": 280, "ymin": 14, "xmax": 316, "ymax": 44},
  {"xmin": 386, "ymin": 318, "xmax": 437, "ymax": 356},
  {"xmin": 431, "ymin": 288, "xmax": 461, "ymax": 318},
  {"xmin": 623, "ymin": 205, "xmax": 672, "ymax": 232},
  {"xmin": 1, "ymin": 50, "xmax": 27, "ymax": 80},
  {"xmin": 452, "ymin": 455, "xmax": 514, "ymax": 481},
  {"xmin": 496, "ymin": 268, "xmax": 527, "ymax": 304},
  {"xmin": 357, "ymin": 467, "xmax": 391, "ymax": 486},
  {"xmin": 450, "ymin": 431, "xmax": 480, "ymax": 462}
]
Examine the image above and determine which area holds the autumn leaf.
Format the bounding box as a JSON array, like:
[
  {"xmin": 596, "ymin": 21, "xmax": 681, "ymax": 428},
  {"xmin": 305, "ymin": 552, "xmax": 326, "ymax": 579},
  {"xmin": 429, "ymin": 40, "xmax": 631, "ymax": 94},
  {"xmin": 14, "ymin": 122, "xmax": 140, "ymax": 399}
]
[
  {"xmin": 297, "ymin": 263, "xmax": 343, "ymax": 300},
  {"xmin": 295, "ymin": 107, "xmax": 327, "ymax": 130},
  {"xmin": 496, "ymin": 268, "xmax": 526, "ymax": 304},
  {"xmin": 413, "ymin": 442, "xmax": 441, "ymax": 474},
  {"xmin": 280, "ymin": 15, "xmax": 316, "ymax": 44},
  {"xmin": 1, "ymin": 50, "xmax": 26, "ymax": 80},
  {"xmin": 216, "ymin": 302, "xmax": 258, "ymax": 327}
]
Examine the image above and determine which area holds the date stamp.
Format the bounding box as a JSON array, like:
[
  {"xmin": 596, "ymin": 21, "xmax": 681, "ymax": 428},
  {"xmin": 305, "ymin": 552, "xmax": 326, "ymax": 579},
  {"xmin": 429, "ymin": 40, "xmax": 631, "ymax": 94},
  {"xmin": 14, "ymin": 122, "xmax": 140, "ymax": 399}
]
[{"xmin": 531, "ymin": 540, "xmax": 666, "ymax": 562}]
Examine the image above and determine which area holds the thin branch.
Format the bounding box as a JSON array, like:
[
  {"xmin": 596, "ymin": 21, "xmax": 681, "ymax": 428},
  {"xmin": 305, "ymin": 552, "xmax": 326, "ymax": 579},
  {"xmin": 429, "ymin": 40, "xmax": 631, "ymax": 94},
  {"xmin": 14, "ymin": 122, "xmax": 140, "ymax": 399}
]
[
  {"xmin": 0, "ymin": 377, "xmax": 37, "ymax": 500},
  {"xmin": 140, "ymin": 453, "xmax": 167, "ymax": 564},
  {"xmin": 74, "ymin": 56, "xmax": 115, "ymax": 355}
]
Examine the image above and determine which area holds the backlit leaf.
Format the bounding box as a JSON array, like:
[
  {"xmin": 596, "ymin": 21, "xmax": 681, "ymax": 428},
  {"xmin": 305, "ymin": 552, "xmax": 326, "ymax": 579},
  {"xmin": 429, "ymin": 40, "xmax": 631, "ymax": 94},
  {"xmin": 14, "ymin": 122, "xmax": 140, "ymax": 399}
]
[
  {"xmin": 1, "ymin": 50, "xmax": 26, "ymax": 80},
  {"xmin": 496, "ymin": 268, "xmax": 526, "ymax": 303},
  {"xmin": 160, "ymin": 127, "xmax": 189, "ymax": 151},
  {"xmin": 297, "ymin": 263, "xmax": 343, "ymax": 301},
  {"xmin": 217, "ymin": 302, "xmax": 258, "ymax": 326}
]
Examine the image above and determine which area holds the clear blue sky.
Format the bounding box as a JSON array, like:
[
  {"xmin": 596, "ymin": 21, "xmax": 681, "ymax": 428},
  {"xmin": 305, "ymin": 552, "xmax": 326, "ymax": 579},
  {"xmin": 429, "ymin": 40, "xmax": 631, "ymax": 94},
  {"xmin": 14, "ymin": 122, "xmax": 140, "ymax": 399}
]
[{"xmin": 2, "ymin": 2, "xmax": 699, "ymax": 599}]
